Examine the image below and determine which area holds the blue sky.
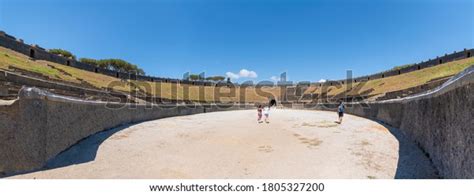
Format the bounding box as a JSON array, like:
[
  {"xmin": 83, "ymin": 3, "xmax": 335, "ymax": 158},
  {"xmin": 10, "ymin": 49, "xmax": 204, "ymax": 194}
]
[{"xmin": 0, "ymin": 0, "xmax": 472, "ymax": 83}]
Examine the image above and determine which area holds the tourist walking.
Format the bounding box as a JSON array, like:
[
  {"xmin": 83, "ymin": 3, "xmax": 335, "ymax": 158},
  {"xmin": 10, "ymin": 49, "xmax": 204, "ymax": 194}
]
[
  {"xmin": 263, "ymin": 105, "xmax": 270, "ymax": 123},
  {"xmin": 257, "ymin": 105, "xmax": 263, "ymax": 123},
  {"xmin": 337, "ymin": 101, "xmax": 345, "ymax": 124}
]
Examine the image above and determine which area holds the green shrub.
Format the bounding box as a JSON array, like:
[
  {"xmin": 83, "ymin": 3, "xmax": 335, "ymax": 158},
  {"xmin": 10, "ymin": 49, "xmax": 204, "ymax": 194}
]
[
  {"xmin": 206, "ymin": 76, "xmax": 225, "ymax": 81},
  {"xmin": 80, "ymin": 57, "xmax": 146, "ymax": 75},
  {"xmin": 391, "ymin": 63, "xmax": 414, "ymax": 71},
  {"xmin": 49, "ymin": 48, "xmax": 76, "ymax": 59},
  {"xmin": 79, "ymin": 58, "xmax": 99, "ymax": 67},
  {"xmin": 189, "ymin": 74, "xmax": 201, "ymax": 80}
]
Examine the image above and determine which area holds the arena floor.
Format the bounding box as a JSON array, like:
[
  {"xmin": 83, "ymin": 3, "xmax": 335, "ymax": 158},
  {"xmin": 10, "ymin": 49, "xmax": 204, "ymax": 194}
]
[{"xmin": 10, "ymin": 109, "xmax": 437, "ymax": 179}]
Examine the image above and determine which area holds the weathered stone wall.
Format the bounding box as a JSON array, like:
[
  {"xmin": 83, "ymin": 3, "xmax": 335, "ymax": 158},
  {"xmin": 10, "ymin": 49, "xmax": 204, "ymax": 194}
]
[
  {"xmin": 345, "ymin": 84, "xmax": 473, "ymax": 179},
  {"xmin": 0, "ymin": 87, "xmax": 253, "ymax": 175},
  {"xmin": 303, "ymin": 66, "xmax": 474, "ymax": 178}
]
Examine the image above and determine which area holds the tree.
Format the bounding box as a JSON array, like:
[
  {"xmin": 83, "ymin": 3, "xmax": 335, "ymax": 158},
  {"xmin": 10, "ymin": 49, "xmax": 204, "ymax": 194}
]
[
  {"xmin": 79, "ymin": 58, "xmax": 99, "ymax": 67},
  {"xmin": 49, "ymin": 48, "xmax": 76, "ymax": 59},
  {"xmin": 189, "ymin": 74, "xmax": 201, "ymax": 80},
  {"xmin": 137, "ymin": 68, "xmax": 145, "ymax": 75},
  {"xmin": 391, "ymin": 63, "xmax": 414, "ymax": 71},
  {"xmin": 80, "ymin": 58, "xmax": 146, "ymax": 75},
  {"xmin": 206, "ymin": 76, "xmax": 225, "ymax": 81},
  {"xmin": 188, "ymin": 74, "xmax": 225, "ymax": 81}
]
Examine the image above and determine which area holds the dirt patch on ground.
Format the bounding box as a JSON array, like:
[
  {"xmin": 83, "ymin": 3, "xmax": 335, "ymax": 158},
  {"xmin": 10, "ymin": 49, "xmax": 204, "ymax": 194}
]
[
  {"xmin": 110, "ymin": 134, "xmax": 129, "ymax": 140},
  {"xmin": 300, "ymin": 120, "xmax": 338, "ymax": 128},
  {"xmin": 258, "ymin": 145, "xmax": 274, "ymax": 153},
  {"xmin": 301, "ymin": 122, "xmax": 317, "ymax": 127},
  {"xmin": 298, "ymin": 137, "xmax": 323, "ymax": 149},
  {"xmin": 360, "ymin": 140, "xmax": 371, "ymax": 146},
  {"xmin": 370, "ymin": 124, "xmax": 390, "ymax": 133},
  {"xmin": 350, "ymin": 140, "xmax": 384, "ymax": 172},
  {"xmin": 316, "ymin": 120, "xmax": 338, "ymax": 128}
]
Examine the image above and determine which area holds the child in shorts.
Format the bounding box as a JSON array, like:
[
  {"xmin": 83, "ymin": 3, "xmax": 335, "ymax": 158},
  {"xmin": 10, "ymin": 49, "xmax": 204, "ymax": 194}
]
[{"xmin": 263, "ymin": 105, "xmax": 270, "ymax": 123}]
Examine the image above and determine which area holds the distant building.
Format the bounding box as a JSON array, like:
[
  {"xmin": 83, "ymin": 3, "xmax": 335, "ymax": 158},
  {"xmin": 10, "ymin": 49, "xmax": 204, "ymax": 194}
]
[{"xmin": 182, "ymin": 72, "xmax": 190, "ymax": 80}]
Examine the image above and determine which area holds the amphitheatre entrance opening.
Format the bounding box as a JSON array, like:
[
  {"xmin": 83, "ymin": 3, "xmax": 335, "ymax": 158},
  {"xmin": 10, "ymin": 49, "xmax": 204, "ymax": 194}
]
[
  {"xmin": 269, "ymin": 99, "xmax": 277, "ymax": 107},
  {"xmin": 29, "ymin": 49, "xmax": 35, "ymax": 58}
]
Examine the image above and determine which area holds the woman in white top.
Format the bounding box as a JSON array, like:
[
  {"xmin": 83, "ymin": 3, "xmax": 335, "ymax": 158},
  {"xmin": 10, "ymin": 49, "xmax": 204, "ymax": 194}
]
[{"xmin": 263, "ymin": 105, "xmax": 270, "ymax": 123}]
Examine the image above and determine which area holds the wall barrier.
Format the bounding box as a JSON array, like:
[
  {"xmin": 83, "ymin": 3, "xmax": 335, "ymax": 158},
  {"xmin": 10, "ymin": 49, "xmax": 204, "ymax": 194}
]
[
  {"xmin": 0, "ymin": 87, "xmax": 254, "ymax": 175},
  {"xmin": 302, "ymin": 65, "xmax": 474, "ymax": 178}
]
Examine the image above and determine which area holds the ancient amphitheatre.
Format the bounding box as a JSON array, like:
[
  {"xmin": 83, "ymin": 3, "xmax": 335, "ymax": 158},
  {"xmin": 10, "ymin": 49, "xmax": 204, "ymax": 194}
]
[{"xmin": 0, "ymin": 31, "xmax": 473, "ymax": 179}]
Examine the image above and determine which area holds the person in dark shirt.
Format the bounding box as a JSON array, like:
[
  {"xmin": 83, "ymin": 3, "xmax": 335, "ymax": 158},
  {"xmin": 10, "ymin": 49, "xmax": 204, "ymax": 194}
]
[{"xmin": 337, "ymin": 101, "xmax": 345, "ymax": 124}]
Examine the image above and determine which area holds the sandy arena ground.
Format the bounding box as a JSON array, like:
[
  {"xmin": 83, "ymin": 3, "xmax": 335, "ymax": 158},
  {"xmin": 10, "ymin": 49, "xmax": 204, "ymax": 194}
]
[{"xmin": 10, "ymin": 109, "xmax": 437, "ymax": 179}]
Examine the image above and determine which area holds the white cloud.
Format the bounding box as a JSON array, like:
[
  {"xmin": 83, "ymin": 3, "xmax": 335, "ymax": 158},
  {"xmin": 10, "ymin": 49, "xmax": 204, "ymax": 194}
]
[
  {"xmin": 226, "ymin": 69, "xmax": 258, "ymax": 80},
  {"xmin": 239, "ymin": 69, "xmax": 258, "ymax": 78},
  {"xmin": 226, "ymin": 72, "xmax": 240, "ymax": 80},
  {"xmin": 318, "ymin": 79, "xmax": 327, "ymax": 83},
  {"xmin": 270, "ymin": 76, "xmax": 279, "ymax": 82}
]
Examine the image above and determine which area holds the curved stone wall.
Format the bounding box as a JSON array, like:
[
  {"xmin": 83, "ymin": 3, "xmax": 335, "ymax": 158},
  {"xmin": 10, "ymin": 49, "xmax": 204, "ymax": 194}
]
[
  {"xmin": 0, "ymin": 88, "xmax": 253, "ymax": 175},
  {"xmin": 303, "ymin": 65, "xmax": 473, "ymax": 178}
]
